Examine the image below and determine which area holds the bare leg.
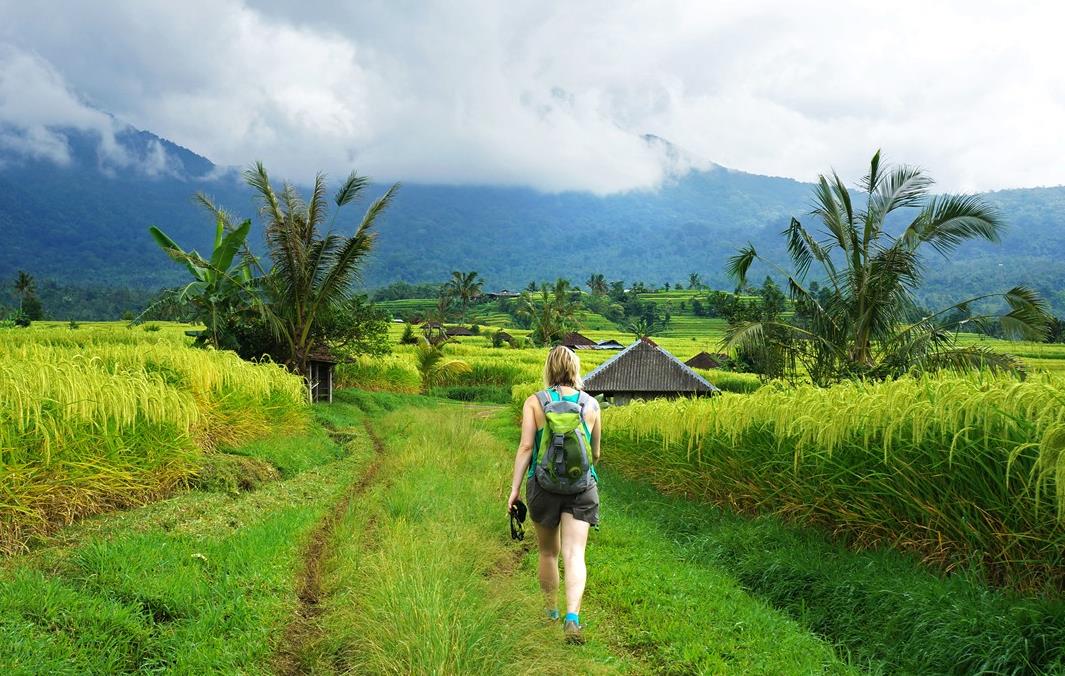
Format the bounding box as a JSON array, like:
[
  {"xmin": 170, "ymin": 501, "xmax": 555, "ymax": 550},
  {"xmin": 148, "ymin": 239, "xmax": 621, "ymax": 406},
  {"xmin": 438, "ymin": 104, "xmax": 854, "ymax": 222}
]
[
  {"xmin": 534, "ymin": 521, "xmax": 561, "ymax": 611},
  {"xmin": 559, "ymin": 512, "xmax": 591, "ymax": 617}
]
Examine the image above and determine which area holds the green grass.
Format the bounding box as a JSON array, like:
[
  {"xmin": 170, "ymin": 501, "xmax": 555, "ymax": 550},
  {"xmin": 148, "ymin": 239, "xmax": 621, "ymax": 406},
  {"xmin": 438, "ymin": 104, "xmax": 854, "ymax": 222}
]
[
  {"xmin": 594, "ymin": 467, "xmax": 1065, "ymax": 674},
  {"xmin": 299, "ymin": 401, "xmax": 852, "ymax": 673},
  {"xmin": 0, "ymin": 408, "xmax": 375, "ymax": 673}
]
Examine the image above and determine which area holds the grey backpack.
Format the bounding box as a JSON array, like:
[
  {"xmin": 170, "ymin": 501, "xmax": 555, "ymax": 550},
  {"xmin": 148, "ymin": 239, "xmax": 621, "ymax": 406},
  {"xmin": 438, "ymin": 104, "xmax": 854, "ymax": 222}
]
[{"xmin": 533, "ymin": 389, "xmax": 595, "ymax": 495}]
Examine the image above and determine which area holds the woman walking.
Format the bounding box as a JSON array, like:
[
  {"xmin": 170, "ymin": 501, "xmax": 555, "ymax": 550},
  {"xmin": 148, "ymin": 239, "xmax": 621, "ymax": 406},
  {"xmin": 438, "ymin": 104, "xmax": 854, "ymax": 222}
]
[{"xmin": 507, "ymin": 346, "xmax": 601, "ymax": 644}]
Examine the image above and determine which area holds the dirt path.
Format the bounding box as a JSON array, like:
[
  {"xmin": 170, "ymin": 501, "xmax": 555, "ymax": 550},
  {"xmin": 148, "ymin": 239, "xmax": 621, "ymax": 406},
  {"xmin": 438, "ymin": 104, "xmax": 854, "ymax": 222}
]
[{"xmin": 273, "ymin": 420, "xmax": 385, "ymax": 675}]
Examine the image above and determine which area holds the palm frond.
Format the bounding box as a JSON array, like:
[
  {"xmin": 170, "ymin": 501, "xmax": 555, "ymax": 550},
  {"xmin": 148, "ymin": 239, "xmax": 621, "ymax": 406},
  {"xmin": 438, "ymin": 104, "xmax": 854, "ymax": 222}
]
[
  {"xmin": 726, "ymin": 244, "xmax": 757, "ymax": 288},
  {"xmin": 244, "ymin": 162, "xmax": 284, "ymax": 226},
  {"xmin": 1001, "ymin": 285, "xmax": 1051, "ymax": 340},
  {"xmin": 334, "ymin": 171, "xmax": 370, "ymax": 207},
  {"xmin": 902, "ymin": 194, "xmax": 1002, "ymax": 256}
]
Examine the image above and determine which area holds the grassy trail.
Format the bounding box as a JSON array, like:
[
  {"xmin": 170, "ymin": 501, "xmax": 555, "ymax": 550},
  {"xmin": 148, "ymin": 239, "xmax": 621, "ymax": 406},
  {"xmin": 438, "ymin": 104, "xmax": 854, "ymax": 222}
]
[
  {"xmin": 2, "ymin": 391, "xmax": 854, "ymax": 673},
  {"xmin": 0, "ymin": 417, "xmax": 377, "ymax": 673},
  {"xmin": 297, "ymin": 392, "xmax": 852, "ymax": 674}
]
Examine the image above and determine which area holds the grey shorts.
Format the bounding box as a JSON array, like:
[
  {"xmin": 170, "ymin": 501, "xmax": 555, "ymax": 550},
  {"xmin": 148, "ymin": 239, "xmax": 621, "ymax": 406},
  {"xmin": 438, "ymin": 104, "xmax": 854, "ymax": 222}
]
[{"xmin": 526, "ymin": 476, "xmax": 599, "ymax": 528}]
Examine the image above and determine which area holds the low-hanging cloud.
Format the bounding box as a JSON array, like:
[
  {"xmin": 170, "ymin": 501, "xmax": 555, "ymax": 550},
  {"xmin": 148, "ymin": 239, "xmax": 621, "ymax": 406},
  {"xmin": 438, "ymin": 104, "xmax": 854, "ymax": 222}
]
[{"xmin": 1, "ymin": 0, "xmax": 1064, "ymax": 193}]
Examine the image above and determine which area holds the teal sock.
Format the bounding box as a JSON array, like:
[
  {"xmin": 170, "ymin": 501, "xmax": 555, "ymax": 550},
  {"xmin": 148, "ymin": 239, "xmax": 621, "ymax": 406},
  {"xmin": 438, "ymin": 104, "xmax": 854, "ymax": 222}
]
[
  {"xmin": 564, "ymin": 612, "xmax": 579, "ymax": 624},
  {"xmin": 546, "ymin": 608, "xmax": 560, "ymax": 620}
]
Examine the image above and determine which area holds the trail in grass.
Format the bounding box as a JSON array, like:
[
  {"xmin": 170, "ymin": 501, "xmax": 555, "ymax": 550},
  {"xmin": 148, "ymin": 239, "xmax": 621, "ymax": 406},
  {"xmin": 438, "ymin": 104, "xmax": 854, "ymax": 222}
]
[
  {"xmin": 274, "ymin": 419, "xmax": 385, "ymax": 675},
  {"xmin": 303, "ymin": 393, "xmax": 852, "ymax": 674},
  {"xmin": 0, "ymin": 404, "xmax": 377, "ymax": 673}
]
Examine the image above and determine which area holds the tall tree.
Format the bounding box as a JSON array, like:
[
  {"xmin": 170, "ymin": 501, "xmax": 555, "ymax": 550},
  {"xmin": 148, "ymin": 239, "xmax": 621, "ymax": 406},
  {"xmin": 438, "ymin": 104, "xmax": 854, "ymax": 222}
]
[
  {"xmin": 726, "ymin": 150, "xmax": 1048, "ymax": 384},
  {"xmin": 246, "ymin": 162, "xmax": 398, "ymax": 375},
  {"xmin": 445, "ymin": 270, "xmax": 483, "ymax": 320},
  {"xmin": 13, "ymin": 271, "xmax": 34, "ymax": 312},
  {"xmin": 586, "ymin": 273, "xmax": 608, "ymax": 295},
  {"xmin": 517, "ymin": 280, "xmax": 582, "ymax": 346},
  {"xmin": 688, "ymin": 272, "xmax": 702, "ymax": 290}
]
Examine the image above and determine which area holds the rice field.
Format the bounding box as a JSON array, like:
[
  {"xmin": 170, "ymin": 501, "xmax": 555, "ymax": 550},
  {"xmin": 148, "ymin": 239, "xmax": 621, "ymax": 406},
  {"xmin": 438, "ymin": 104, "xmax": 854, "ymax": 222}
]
[
  {"xmin": 602, "ymin": 370, "xmax": 1065, "ymax": 590},
  {"xmin": 0, "ymin": 323, "xmax": 308, "ymax": 552}
]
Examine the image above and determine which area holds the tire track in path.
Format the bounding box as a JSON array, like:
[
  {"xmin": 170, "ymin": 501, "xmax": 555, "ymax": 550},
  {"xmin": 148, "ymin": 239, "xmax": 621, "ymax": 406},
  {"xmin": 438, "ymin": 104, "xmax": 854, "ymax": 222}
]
[{"xmin": 274, "ymin": 420, "xmax": 386, "ymax": 675}]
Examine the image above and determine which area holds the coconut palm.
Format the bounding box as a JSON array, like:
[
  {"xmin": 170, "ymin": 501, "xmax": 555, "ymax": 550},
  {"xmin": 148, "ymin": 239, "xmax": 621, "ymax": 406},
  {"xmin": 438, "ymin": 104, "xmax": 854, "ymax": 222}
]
[
  {"xmin": 626, "ymin": 317, "xmax": 665, "ymax": 341},
  {"xmin": 423, "ymin": 289, "xmax": 455, "ymax": 343},
  {"xmin": 13, "ymin": 271, "xmax": 34, "ymax": 312},
  {"xmin": 586, "ymin": 273, "xmax": 608, "ymax": 295},
  {"xmin": 517, "ymin": 281, "xmax": 582, "ymax": 345},
  {"xmin": 446, "ymin": 270, "xmax": 483, "ymax": 320},
  {"xmin": 413, "ymin": 338, "xmax": 471, "ymax": 393},
  {"xmin": 726, "ymin": 150, "xmax": 1048, "ymax": 385},
  {"xmin": 245, "ymin": 162, "xmax": 398, "ymax": 375},
  {"xmin": 688, "ymin": 272, "xmax": 702, "ymax": 290}
]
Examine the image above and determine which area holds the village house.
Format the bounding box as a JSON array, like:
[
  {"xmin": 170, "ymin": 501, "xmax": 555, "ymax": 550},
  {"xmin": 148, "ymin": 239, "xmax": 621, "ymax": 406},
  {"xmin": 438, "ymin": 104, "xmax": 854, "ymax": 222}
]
[{"xmin": 583, "ymin": 338, "xmax": 719, "ymax": 405}]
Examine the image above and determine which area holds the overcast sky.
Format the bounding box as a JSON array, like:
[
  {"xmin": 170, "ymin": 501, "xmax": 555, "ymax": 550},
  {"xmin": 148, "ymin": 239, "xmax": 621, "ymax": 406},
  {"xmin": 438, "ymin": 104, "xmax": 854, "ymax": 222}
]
[{"xmin": 1, "ymin": 0, "xmax": 1063, "ymax": 194}]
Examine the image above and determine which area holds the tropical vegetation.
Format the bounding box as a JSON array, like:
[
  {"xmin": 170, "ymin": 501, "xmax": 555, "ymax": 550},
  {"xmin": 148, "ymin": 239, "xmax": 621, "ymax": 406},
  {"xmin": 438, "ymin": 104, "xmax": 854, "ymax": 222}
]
[{"xmin": 727, "ymin": 151, "xmax": 1050, "ymax": 384}]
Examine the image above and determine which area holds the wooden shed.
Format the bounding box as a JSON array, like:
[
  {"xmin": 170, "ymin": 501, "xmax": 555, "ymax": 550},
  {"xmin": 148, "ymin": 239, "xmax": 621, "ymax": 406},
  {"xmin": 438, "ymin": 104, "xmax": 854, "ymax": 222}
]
[
  {"xmin": 583, "ymin": 338, "xmax": 719, "ymax": 405},
  {"xmin": 684, "ymin": 351, "xmax": 729, "ymax": 369},
  {"xmin": 305, "ymin": 348, "xmax": 338, "ymax": 403}
]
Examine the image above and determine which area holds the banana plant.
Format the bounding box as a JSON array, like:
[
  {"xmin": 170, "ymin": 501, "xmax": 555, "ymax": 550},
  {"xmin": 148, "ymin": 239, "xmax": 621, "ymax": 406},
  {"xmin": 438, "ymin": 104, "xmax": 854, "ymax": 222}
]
[{"xmin": 149, "ymin": 212, "xmax": 260, "ymax": 349}]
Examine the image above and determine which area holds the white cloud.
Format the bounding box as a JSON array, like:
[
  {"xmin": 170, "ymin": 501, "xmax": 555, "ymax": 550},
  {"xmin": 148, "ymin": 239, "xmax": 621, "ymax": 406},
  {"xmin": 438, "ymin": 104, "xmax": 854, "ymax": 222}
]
[{"xmin": 1, "ymin": 0, "xmax": 1064, "ymax": 192}]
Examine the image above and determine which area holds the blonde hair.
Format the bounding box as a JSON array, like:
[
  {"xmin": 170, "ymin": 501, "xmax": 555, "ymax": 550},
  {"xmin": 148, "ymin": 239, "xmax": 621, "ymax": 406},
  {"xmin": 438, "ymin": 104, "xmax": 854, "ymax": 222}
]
[{"xmin": 543, "ymin": 345, "xmax": 583, "ymax": 389}]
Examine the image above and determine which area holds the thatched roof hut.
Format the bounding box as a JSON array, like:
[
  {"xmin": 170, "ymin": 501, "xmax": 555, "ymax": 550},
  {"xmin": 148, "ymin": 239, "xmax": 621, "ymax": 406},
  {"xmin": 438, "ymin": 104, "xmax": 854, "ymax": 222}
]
[
  {"xmin": 684, "ymin": 351, "xmax": 729, "ymax": 369},
  {"xmin": 561, "ymin": 332, "xmax": 597, "ymax": 349},
  {"xmin": 583, "ymin": 338, "xmax": 718, "ymax": 404}
]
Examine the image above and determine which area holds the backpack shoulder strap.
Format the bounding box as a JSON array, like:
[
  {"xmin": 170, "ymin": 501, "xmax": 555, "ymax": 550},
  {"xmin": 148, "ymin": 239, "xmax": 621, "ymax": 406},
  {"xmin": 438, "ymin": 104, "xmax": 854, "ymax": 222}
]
[{"xmin": 534, "ymin": 390, "xmax": 552, "ymax": 412}]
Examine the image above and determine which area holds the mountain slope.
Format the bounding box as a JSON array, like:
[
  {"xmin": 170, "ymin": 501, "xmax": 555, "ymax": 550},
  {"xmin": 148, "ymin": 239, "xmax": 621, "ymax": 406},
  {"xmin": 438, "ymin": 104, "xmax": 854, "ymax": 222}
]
[{"xmin": 1, "ymin": 124, "xmax": 1064, "ymax": 316}]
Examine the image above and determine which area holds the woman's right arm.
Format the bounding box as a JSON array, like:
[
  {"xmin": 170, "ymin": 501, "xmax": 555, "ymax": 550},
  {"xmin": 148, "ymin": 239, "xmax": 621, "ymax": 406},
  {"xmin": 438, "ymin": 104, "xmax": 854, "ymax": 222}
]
[{"xmin": 506, "ymin": 396, "xmax": 538, "ymax": 514}]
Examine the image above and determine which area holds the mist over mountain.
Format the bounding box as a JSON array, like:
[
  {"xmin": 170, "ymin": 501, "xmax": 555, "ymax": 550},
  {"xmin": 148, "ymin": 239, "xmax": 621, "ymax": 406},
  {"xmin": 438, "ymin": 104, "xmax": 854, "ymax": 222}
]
[{"xmin": 2, "ymin": 122, "xmax": 1064, "ymax": 317}]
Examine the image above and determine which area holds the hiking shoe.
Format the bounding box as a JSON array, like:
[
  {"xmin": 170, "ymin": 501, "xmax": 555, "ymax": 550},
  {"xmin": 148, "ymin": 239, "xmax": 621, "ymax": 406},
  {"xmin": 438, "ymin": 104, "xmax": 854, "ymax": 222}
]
[{"xmin": 563, "ymin": 619, "xmax": 585, "ymax": 645}]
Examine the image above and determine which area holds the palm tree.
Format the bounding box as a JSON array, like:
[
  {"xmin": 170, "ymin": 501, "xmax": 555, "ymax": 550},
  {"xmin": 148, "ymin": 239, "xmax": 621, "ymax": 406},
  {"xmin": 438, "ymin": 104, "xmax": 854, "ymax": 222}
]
[
  {"xmin": 688, "ymin": 273, "xmax": 702, "ymax": 290},
  {"xmin": 413, "ymin": 338, "xmax": 471, "ymax": 393},
  {"xmin": 626, "ymin": 317, "xmax": 665, "ymax": 341},
  {"xmin": 518, "ymin": 281, "xmax": 582, "ymax": 345},
  {"xmin": 445, "ymin": 270, "xmax": 483, "ymax": 320},
  {"xmin": 424, "ymin": 289, "xmax": 454, "ymax": 343},
  {"xmin": 13, "ymin": 271, "xmax": 34, "ymax": 312},
  {"xmin": 586, "ymin": 273, "xmax": 608, "ymax": 296},
  {"xmin": 245, "ymin": 162, "xmax": 398, "ymax": 375},
  {"xmin": 726, "ymin": 150, "xmax": 1048, "ymax": 384}
]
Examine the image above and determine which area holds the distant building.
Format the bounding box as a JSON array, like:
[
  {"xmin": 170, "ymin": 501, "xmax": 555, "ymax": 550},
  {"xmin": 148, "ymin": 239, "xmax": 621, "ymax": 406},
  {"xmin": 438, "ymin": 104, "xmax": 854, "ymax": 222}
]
[
  {"xmin": 444, "ymin": 325, "xmax": 475, "ymax": 336},
  {"xmin": 583, "ymin": 338, "xmax": 719, "ymax": 405},
  {"xmin": 684, "ymin": 351, "xmax": 729, "ymax": 369},
  {"xmin": 561, "ymin": 332, "xmax": 597, "ymax": 349},
  {"xmin": 486, "ymin": 289, "xmax": 521, "ymax": 299},
  {"xmin": 595, "ymin": 339, "xmax": 624, "ymax": 350}
]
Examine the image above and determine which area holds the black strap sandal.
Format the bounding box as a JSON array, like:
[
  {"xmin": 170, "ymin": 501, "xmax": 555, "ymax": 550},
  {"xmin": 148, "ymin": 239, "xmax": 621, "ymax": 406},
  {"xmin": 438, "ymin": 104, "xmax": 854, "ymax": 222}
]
[{"xmin": 510, "ymin": 499, "xmax": 528, "ymax": 541}]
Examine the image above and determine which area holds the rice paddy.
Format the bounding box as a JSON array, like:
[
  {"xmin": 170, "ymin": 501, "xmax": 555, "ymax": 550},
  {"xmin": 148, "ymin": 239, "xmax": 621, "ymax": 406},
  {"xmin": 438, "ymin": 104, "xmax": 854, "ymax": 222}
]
[
  {"xmin": 3, "ymin": 310, "xmax": 1064, "ymax": 672},
  {"xmin": 0, "ymin": 323, "xmax": 307, "ymax": 553}
]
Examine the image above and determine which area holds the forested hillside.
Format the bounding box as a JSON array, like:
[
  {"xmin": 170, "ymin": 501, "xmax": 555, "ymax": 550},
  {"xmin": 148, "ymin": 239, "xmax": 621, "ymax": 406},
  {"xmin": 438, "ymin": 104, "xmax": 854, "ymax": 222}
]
[{"xmin": 2, "ymin": 125, "xmax": 1064, "ymax": 316}]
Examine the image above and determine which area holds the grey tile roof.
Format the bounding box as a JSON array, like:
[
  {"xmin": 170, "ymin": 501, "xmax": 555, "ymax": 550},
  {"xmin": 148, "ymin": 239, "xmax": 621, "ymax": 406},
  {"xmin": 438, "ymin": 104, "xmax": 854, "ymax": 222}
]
[{"xmin": 583, "ymin": 339, "xmax": 719, "ymax": 394}]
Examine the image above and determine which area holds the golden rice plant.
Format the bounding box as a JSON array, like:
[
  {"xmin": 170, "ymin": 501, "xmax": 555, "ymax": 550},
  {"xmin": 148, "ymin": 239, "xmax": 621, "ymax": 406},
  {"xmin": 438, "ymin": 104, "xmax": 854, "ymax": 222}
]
[
  {"xmin": 0, "ymin": 326, "xmax": 308, "ymax": 552},
  {"xmin": 604, "ymin": 371, "xmax": 1065, "ymax": 590}
]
